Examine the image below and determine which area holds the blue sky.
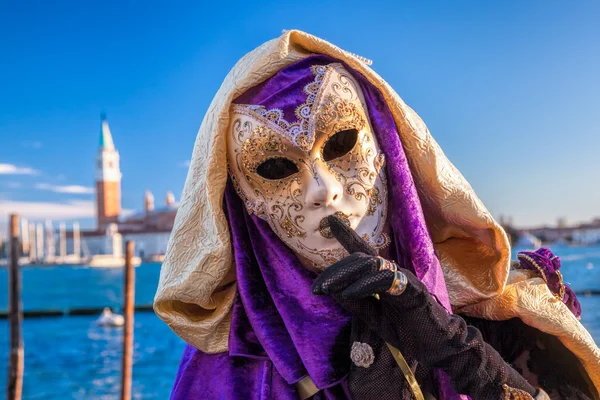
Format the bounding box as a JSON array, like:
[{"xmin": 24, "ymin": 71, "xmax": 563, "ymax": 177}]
[{"xmin": 0, "ymin": 0, "xmax": 598, "ymax": 231}]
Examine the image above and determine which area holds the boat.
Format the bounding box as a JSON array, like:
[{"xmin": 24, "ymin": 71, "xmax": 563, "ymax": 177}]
[
  {"xmin": 515, "ymin": 233, "xmax": 542, "ymax": 249},
  {"xmin": 89, "ymin": 254, "xmax": 142, "ymax": 268},
  {"xmin": 146, "ymin": 254, "xmax": 165, "ymax": 263},
  {"xmin": 96, "ymin": 307, "xmax": 125, "ymax": 327}
]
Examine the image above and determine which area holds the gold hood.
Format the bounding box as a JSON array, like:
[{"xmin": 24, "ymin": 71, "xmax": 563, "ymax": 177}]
[{"xmin": 154, "ymin": 29, "xmax": 599, "ymax": 391}]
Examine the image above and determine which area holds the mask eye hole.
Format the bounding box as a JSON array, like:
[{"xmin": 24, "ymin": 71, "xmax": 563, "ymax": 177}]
[
  {"xmin": 256, "ymin": 157, "xmax": 299, "ymax": 180},
  {"xmin": 322, "ymin": 129, "xmax": 359, "ymax": 162}
]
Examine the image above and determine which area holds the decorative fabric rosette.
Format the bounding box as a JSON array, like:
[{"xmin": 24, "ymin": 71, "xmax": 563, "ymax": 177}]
[{"xmin": 517, "ymin": 248, "xmax": 581, "ymax": 318}]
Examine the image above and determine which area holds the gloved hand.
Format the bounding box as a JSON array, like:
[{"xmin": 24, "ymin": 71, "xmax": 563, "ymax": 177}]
[
  {"xmin": 310, "ymin": 214, "xmax": 411, "ymax": 301},
  {"xmin": 312, "ymin": 214, "xmax": 541, "ymax": 400}
]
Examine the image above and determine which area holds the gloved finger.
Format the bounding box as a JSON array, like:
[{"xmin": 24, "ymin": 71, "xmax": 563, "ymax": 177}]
[
  {"xmin": 312, "ymin": 253, "xmax": 366, "ymax": 294},
  {"xmin": 312, "ymin": 253, "xmax": 378, "ymax": 295},
  {"xmin": 340, "ymin": 269, "xmax": 395, "ymax": 299},
  {"xmin": 328, "ymin": 214, "xmax": 377, "ymax": 257}
]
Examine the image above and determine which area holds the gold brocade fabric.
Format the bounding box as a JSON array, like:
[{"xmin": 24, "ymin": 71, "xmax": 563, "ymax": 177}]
[{"xmin": 153, "ymin": 30, "xmax": 599, "ymax": 393}]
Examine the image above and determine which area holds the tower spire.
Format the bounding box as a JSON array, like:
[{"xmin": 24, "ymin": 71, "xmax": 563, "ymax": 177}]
[
  {"xmin": 99, "ymin": 113, "xmax": 115, "ymax": 151},
  {"xmin": 96, "ymin": 113, "xmax": 121, "ymax": 230}
]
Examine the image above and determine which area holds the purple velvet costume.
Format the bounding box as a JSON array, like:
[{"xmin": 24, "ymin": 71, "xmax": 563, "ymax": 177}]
[{"xmin": 170, "ymin": 56, "xmax": 466, "ymax": 400}]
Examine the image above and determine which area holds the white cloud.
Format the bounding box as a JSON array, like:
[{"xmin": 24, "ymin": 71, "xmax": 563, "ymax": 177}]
[
  {"xmin": 21, "ymin": 141, "xmax": 43, "ymax": 149},
  {"xmin": 0, "ymin": 200, "xmax": 96, "ymax": 224},
  {"xmin": 35, "ymin": 183, "xmax": 94, "ymax": 194},
  {"xmin": 0, "ymin": 163, "xmax": 38, "ymax": 175},
  {"xmin": 179, "ymin": 160, "xmax": 190, "ymax": 168}
]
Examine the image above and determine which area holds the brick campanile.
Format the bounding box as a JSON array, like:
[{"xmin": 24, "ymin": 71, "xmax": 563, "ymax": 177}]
[{"xmin": 95, "ymin": 114, "xmax": 122, "ymax": 231}]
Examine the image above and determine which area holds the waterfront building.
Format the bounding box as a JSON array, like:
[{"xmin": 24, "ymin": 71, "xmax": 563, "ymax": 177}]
[
  {"xmin": 66, "ymin": 115, "xmax": 178, "ymax": 261},
  {"xmin": 517, "ymin": 218, "xmax": 600, "ymax": 246}
]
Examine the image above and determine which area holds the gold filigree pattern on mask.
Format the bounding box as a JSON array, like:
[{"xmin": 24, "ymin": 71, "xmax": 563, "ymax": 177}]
[
  {"xmin": 362, "ymin": 232, "xmax": 391, "ymax": 250},
  {"xmin": 294, "ymin": 240, "xmax": 350, "ymax": 267},
  {"xmin": 279, "ymin": 215, "xmax": 306, "ymax": 239},
  {"xmin": 240, "ymin": 125, "xmax": 289, "ymax": 172},
  {"xmin": 318, "ymin": 248, "xmax": 349, "ymax": 265},
  {"xmin": 265, "ymin": 180, "xmax": 307, "ymax": 238},
  {"xmin": 366, "ymin": 186, "xmax": 382, "ymax": 216},
  {"xmin": 316, "ymin": 248, "xmax": 350, "ymax": 266},
  {"xmin": 315, "ymin": 94, "xmax": 366, "ymax": 134},
  {"xmin": 373, "ymin": 153, "xmax": 385, "ymax": 172}
]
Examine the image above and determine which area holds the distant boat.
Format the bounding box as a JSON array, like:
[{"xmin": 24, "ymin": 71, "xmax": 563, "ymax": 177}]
[
  {"xmin": 515, "ymin": 233, "xmax": 542, "ymax": 249},
  {"xmin": 89, "ymin": 254, "xmax": 142, "ymax": 268},
  {"xmin": 146, "ymin": 254, "xmax": 165, "ymax": 263},
  {"xmin": 96, "ymin": 307, "xmax": 124, "ymax": 327},
  {"xmin": 0, "ymin": 257, "xmax": 33, "ymax": 266}
]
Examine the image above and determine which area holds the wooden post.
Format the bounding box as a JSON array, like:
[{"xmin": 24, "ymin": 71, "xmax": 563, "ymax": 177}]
[
  {"xmin": 120, "ymin": 241, "xmax": 135, "ymax": 400},
  {"xmin": 7, "ymin": 214, "xmax": 23, "ymax": 400}
]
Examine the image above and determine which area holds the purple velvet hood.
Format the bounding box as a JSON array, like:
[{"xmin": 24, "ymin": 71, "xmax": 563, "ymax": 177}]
[{"xmin": 170, "ymin": 55, "xmax": 463, "ymax": 400}]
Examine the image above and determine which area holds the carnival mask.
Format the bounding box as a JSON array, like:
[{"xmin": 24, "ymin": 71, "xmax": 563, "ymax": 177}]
[{"xmin": 227, "ymin": 63, "xmax": 389, "ymax": 269}]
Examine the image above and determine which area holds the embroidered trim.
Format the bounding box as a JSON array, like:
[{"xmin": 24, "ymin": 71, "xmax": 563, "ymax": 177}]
[
  {"xmin": 517, "ymin": 253, "xmax": 566, "ymax": 301},
  {"xmin": 231, "ymin": 64, "xmax": 328, "ymax": 151},
  {"xmin": 502, "ymin": 384, "xmax": 535, "ymax": 399}
]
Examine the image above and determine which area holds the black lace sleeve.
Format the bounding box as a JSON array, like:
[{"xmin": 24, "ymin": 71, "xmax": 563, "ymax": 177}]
[
  {"xmin": 335, "ymin": 271, "xmax": 538, "ymax": 399},
  {"xmin": 460, "ymin": 316, "xmax": 595, "ymax": 400}
]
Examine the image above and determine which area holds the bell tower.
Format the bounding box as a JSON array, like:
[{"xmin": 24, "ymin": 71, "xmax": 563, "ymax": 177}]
[{"xmin": 95, "ymin": 113, "xmax": 122, "ymax": 230}]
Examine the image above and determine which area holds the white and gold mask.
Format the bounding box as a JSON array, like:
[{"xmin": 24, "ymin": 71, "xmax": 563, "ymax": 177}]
[{"xmin": 227, "ymin": 63, "xmax": 389, "ymax": 269}]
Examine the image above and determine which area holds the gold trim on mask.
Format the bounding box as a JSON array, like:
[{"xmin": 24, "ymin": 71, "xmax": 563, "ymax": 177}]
[
  {"xmin": 230, "ymin": 64, "xmax": 329, "ymax": 151},
  {"xmin": 315, "ymin": 94, "xmax": 366, "ymax": 134},
  {"xmin": 240, "ymin": 125, "xmax": 290, "ymax": 172}
]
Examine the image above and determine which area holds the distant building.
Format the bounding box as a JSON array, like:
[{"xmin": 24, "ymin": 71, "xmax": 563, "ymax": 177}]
[
  {"xmin": 96, "ymin": 113, "xmax": 122, "ymax": 230},
  {"xmin": 572, "ymin": 218, "xmax": 600, "ymax": 245},
  {"xmin": 67, "ymin": 115, "xmax": 178, "ymax": 260},
  {"xmin": 557, "ymin": 217, "xmax": 568, "ymax": 229},
  {"xmin": 517, "ymin": 217, "xmax": 600, "ymax": 246}
]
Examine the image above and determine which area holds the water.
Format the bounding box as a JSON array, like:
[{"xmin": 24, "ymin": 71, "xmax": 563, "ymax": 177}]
[
  {"xmin": 0, "ymin": 262, "xmax": 165, "ymax": 311},
  {"xmin": 0, "ymin": 313, "xmax": 183, "ymax": 399},
  {"xmin": 0, "ymin": 263, "xmax": 185, "ymax": 399},
  {"xmin": 0, "ymin": 246, "xmax": 599, "ymax": 399}
]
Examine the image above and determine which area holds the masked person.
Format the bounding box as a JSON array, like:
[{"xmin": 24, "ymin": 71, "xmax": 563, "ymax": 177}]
[{"xmin": 154, "ymin": 30, "xmax": 600, "ymax": 400}]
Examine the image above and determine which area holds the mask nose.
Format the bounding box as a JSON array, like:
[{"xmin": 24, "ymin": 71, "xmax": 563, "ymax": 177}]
[{"xmin": 305, "ymin": 161, "xmax": 343, "ymax": 208}]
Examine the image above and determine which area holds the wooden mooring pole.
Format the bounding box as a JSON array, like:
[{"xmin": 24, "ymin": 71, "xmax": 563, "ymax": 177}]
[
  {"xmin": 120, "ymin": 241, "xmax": 135, "ymax": 400},
  {"xmin": 7, "ymin": 214, "xmax": 24, "ymax": 400}
]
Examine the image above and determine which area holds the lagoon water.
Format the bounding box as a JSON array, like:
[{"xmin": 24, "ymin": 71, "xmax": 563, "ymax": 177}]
[{"xmin": 1, "ymin": 245, "xmax": 599, "ymax": 399}]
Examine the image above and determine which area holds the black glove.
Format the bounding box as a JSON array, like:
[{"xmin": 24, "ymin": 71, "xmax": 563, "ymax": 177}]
[{"xmin": 312, "ymin": 214, "xmax": 539, "ymax": 400}]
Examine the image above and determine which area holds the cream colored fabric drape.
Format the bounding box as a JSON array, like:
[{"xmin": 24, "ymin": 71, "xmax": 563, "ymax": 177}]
[{"xmin": 154, "ymin": 30, "xmax": 599, "ymax": 393}]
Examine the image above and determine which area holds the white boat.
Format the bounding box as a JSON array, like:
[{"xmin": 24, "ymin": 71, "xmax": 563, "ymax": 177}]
[
  {"xmin": 515, "ymin": 233, "xmax": 542, "ymax": 249},
  {"xmin": 146, "ymin": 254, "xmax": 165, "ymax": 263},
  {"xmin": 89, "ymin": 254, "xmax": 141, "ymax": 268},
  {"xmin": 96, "ymin": 307, "xmax": 125, "ymax": 327}
]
